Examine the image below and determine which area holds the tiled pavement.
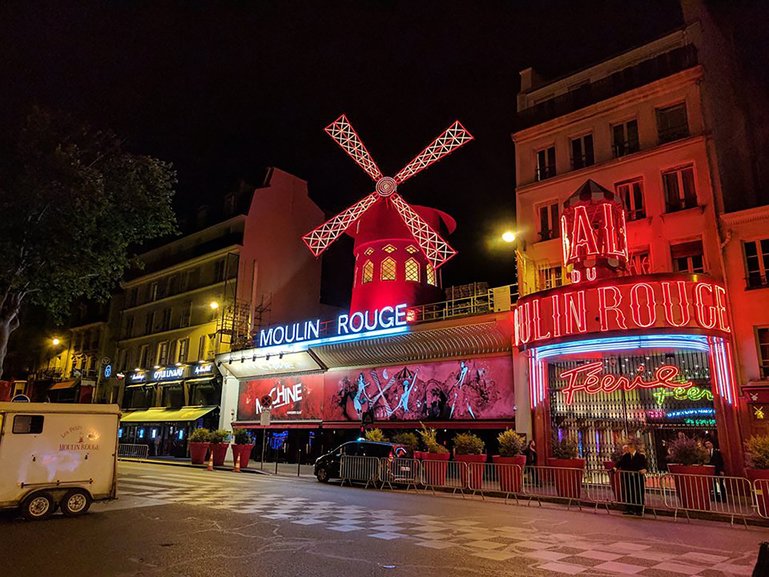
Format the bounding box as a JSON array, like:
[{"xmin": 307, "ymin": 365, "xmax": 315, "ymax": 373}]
[{"xmin": 118, "ymin": 472, "xmax": 757, "ymax": 576}]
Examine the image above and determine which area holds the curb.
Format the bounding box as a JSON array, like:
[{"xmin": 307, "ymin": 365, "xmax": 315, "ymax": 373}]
[{"xmin": 119, "ymin": 457, "xmax": 316, "ymax": 479}]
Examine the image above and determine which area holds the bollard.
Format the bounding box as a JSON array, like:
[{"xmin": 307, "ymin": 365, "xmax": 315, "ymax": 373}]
[
  {"xmin": 233, "ymin": 452, "xmax": 241, "ymax": 473},
  {"xmin": 207, "ymin": 450, "xmax": 214, "ymax": 472},
  {"xmin": 275, "ymin": 459, "xmax": 278, "ymax": 475},
  {"xmin": 754, "ymin": 542, "xmax": 769, "ymax": 577},
  {"xmin": 298, "ymin": 449, "xmax": 302, "ymax": 477}
]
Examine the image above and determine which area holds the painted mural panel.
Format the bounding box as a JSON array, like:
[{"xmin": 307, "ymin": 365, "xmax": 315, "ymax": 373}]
[
  {"xmin": 238, "ymin": 374, "xmax": 324, "ymax": 421},
  {"xmin": 324, "ymin": 356, "xmax": 514, "ymax": 422}
]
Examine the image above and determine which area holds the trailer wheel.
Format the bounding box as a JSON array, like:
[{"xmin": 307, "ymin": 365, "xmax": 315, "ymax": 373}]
[
  {"xmin": 60, "ymin": 489, "xmax": 92, "ymax": 517},
  {"xmin": 21, "ymin": 492, "xmax": 55, "ymax": 521}
]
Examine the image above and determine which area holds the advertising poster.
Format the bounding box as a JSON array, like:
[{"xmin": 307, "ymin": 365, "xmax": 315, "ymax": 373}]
[{"xmin": 237, "ymin": 374, "xmax": 324, "ymax": 421}]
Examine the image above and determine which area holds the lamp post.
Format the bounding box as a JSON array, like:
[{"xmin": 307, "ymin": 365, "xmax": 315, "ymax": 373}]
[{"xmin": 501, "ymin": 231, "xmax": 522, "ymax": 298}]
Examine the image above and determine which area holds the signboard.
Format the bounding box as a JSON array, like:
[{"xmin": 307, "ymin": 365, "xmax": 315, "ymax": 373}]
[
  {"xmin": 260, "ymin": 408, "xmax": 271, "ymax": 426},
  {"xmin": 514, "ymin": 275, "xmax": 731, "ymax": 348},
  {"xmin": 238, "ymin": 375, "xmax": 324, "ymax": 421}
]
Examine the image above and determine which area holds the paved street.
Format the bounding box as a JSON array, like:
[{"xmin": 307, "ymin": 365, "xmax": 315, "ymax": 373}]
[{"xmin": 0, "ymin": 461, "xmax": 763, "ymax": 577}]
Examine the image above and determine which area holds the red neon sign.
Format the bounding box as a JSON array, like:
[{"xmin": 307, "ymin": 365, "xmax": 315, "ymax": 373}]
[
  {"xmin": 559, "ymin": 361, "xmax": 693, "ymax": 404},
  {"xmin": 514, "ymin": 275, "xmax": 731, "ymax": 348}
]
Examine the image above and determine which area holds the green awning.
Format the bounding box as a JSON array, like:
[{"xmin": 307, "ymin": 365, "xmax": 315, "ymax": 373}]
[{"xmin": 120, "ymin": 405, "xmax": 217, "ymax": 423}]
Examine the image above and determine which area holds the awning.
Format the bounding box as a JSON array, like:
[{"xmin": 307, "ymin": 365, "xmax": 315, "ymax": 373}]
[
  {"xmin": 186, "ymin": 377, "xmax": 215, "ymax": 384},
  {"xmin": 49, "ymin": 380, "xmax": 79, "ymax": 391},
  {"xmin": 120, "ymin": 405, "xmax": 218, "ymax": 423},
  {"xmin": 126, "ymin": 382, "xmax": 156, "ymax": 389},
  {"xmin": 157, "ymin": 380, "xmax": 183, "ymax": 387}
]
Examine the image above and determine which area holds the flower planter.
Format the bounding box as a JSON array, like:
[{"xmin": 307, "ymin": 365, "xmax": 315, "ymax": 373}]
[
  {"xmin": 232, "ymin": 444, "xmax": 255, "ymax": 468},
  {"xmin": 668, "ymin": 464, "xmax": 715, "ymax": 511},
  {"xmin": 604, "ymin": 460, "xmax": 622, "ymax": 501},
  {"xmin": 746, "ymin": 468, "xmax": 769, "ymax": 517},
  {"xmin": 493, "ymin": 455, "xmax": 526, "ymax": 493},
  {"xmin": 456, "ymin": 454, "xmax": 487, "ymax": 490},
  {"xmin": 189, "ymin": 442, "xmax": 210, "ymax": 465},
  {"xmin": 547, "ymin": 458, "xmax": 585, "ymax": 499},
  {"xmin": 210, "ymin": 442, "xmax": 229, "ymax": 467},
  {"xmin": 421, "ymin": 452, "xmax": 450, "ymax": 486}
]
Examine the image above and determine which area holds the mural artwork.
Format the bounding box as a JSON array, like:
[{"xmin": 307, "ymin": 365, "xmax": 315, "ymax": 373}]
[{"xmin": 237, "ymin": 374, "xmax": 324, "ymax": 421}]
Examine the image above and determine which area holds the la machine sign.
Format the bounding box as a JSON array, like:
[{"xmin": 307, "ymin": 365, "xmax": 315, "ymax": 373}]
[{"xmin": 258, "ymin": 303, "xmax": 409, "ymax": 348}]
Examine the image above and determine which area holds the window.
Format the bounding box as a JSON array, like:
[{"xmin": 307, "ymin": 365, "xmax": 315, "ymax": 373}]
[
  {"xmin": 149, "ymin": 282, "xmax": 159, "ymax": 302},
  {"xmin": 536, "ymin": 146, "xmax": 556, "ymax": 181},
  {"xmin": 381, "ymin": 257, "xmax": 397, "ymax": 281},
  {"xmin": 537, "ymin": 202, "xmax": 560, "ymax": 241},
  {"xmin": 628, "ymin": 250, "xmax": 651, "ymax": 275},
  {"xmin": 672, "ymin": 240, "xmax": 705, "ymax": 273},
  {"xmin": 116, "ymin": 348, "xmax": 127, "ymax": 372},
  {"xmin": 570, "ymin": 134, "xmax": 594, "ymax": 169},
  {"xmin": 663, "ymin": 165, "xmax": 697, "ymax": 212},
  {"xmin": 758, "ymin": 328, "xmax": 769, "ymax": 379},
  {"xmin": 126, "ymin": 288, "xmax": 137, "ymax": 307},
  {"xmin": 383, "ymin": 244, "xmax": 396, "ymax": 253},
  {"xmin": 539, "ymin": 266, "xmax": 563, "ymax": 290},
  {"xmin": 161, "ymin": 308, "xmax": 172, "ymax": 331},
  {"xmin": 364, "ymin": 247, "xmax": 374, "ymax": 256},
  {"xmin": 161, "ymin": 382, "xmax": 184, "ymax": 409},
  {"xmin": 180, "ymin": 301, "xmax": 192, "ymax": 328},
  {"xmin": 656, "ymin": 103, "xmax": 689, "ymax": 143},
  {"xmin": 744, "ymin": 239, "xmax": 769, "ymax": 289},
  {"xmin": 198, "ymin": 335, "xmax": 208, "ymax": 360},
  {"xmin": 177, "ymin": 338, "xmax": 189, "ymax": 363},
  {"xmin": 426, "ymin": 263, "xmax": 436, "ymax": 286},
  {"xmin": 157, "ymin": 342, "xmax": 169, "ymax": 366},
  {"xmin": 405, "ymin": 258, "xmax": 420, "ymax": 282},
  {"xmin": 615, "ymin": 179, "xmax": 646, "ymax": 220},
  {"xmin": 612, "ymin": 119, "xmax": 639, "ymax": 157},
  {"xmin": 186, "ymin": 268, "xmax": 200, "ymax": 291},
  {"xmin": 123, "ymin": 314, "xmax": 134, "ymax": 339},
  {"xmin": 167, "ymin": 275, "xmax": 179, "ymax": 296},
  {"xmin": 138, "ymin": 345, "xmax": 150, "ymax": 368},
  {"xmin": 214, "ymin": 259, "xmax": 226, "ymax": 282},
  {"xmin": 13, "ymin": 415, "xmax": 44, "ymax": 434},
  {"xmin": 362, "ymin": 260, "xmax": 373, "ymax": 284},
  {"xmin": 406, "ymin": 245, "xmax": 418, "ymax": 254}
]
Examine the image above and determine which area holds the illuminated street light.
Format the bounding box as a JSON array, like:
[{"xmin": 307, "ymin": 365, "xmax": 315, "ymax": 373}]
[
  {"xmin": 209, "ymin": 301, "xmax": 220, "ymax": 310},
  {"xmin": 502, "ymin": 231, "xmax": 516, "ymax": 243},
  {"xmin": 51, "ymin": 337, "xmax": 61, "ymax": 346}
]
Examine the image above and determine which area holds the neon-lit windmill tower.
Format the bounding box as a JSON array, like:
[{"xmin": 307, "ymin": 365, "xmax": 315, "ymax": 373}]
[{"xmin": 303, "ymin": 114, "xmax": 473, "ymax": 313}]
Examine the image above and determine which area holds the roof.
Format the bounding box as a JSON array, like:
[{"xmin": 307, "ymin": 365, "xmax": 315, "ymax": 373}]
[
  {"xmin": 120, "ymin": 405, "xmax": 217, "ymax": 423},
  {"xmin": 0, "ymin": 402, "xmax": 121, "ymax": 415}
]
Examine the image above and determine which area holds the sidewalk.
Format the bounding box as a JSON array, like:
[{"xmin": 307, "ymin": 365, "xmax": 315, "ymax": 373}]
[{"xmin": 119, "ymin": 456, "xmax": 316, "ymax": 478}]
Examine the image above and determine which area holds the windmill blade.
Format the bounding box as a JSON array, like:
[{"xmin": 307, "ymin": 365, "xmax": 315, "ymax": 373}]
[
  {"xmin": 389, "ymin": 193, "xmax": 457, "ymax": 268},
  {"xmin": 302, "ymin": 191, "xmax": 380, "ymax": 256},
  {"xmin": 325, "ymin": 114, "xmax": 384, "ymax": 182},
  {"xmin": 393, "ymin": 121, "xmax": 473, "ymax": 185}
]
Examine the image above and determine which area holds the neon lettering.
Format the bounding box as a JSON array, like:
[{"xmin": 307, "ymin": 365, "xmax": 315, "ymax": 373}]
[
  {"xmin": 661, "ymin": 281, "xmax": 691, "ymax": 327},
  {"xmin": 598, "ymin": 285, "xmax": 627, "ymax": 331},
  {"xmin": 564, "ymin": 291, "xmax": 587, "ymax": 334},
  {"xmin": 532, "ymin": 298, "xmax": 551, "ymax": 341},
  {"xmin": 694, "ymin": 283, "xmax": 717, "ymax": 329},
  {"xmin": 630, "ymin": 282, "xmax": 656, "ymax": 328}
]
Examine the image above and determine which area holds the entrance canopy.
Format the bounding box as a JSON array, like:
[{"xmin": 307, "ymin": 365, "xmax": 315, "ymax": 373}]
[{"xmin": 120, "ymin": 405, "xmax": 217, "ymax": 423}]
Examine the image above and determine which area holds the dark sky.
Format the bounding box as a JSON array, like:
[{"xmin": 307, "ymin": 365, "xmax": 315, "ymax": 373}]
[{"xmin": 0, "ymin": 0, "xmax": 683, "ymax": 305}]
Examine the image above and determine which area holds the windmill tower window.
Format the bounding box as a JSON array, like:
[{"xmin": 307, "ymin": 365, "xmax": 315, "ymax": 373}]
[
  {"xmin": 405, "ymin": 258, "xmax": 420, "ymax": 282},
  {"xmin": 364, "ymin": 247, "xmax": 374, "ymax": 256},
  {"xmin": 381, "ymin": 258, "xmax": 397, "ymax": 281},
  {"xmin": 406, "ymin": 245, "xmax": 418, "ymax": 254},
  {"xmin": 362, "ymin": 260, "xmax": 374, "ymax": 284},
  {"xmin": 426, "ymin": 263, "xmax": 436, "ymax": 286},
  {"xmin": 383, "ymin": 244, "xmax": 397, "ymax": 253}
]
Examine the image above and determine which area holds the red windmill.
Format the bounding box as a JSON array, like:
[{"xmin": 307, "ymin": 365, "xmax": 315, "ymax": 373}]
[{"xmin": 303, "ymin": 114, "xmax": 473, "ymax": 313}]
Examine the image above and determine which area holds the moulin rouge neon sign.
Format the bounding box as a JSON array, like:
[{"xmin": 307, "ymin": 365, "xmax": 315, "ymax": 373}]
[{"xmin": 559, "ymin": 361, "xmax": 693, "ymax": 404}]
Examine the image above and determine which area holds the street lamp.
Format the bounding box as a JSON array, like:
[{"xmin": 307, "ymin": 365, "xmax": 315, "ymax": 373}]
[
  {"xmin": 209, "ymin": 301, "xmax": 219, "ymax": 310},
  {"xmin": 51, "ymin": 337, "xmax": 61, "ymax": 346},
  {"xmin": 502, "ymin": 231, "xmax": 516, "ymax": 243}
]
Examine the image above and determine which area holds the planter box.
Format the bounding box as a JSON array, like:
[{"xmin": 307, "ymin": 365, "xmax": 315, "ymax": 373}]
[
  {"xmin": 420, "ymin": 452, "xmax": 450, "ymax": 486},
  {"xmin": 547, "ymin": 458, "xmax": 585, "ymax": 499},
  {"xmin": 189, "ymin": 442, "xmax": 210, "ymax": 465},
  {"xmin": 231, "ymin": 444, "xmax": 255, "ymax": 468},
  {"xmin": 746, "ymin": 468, "xmax": 769, "ymax": 517},
  {"xmin": 210, "ymin": 442, "xmax": 229, "ymax": 467},
  {"xmin": 456, "ymin": 454, "xmax": 487, "ymax": 490},
  {"xmin": 493, "ymin": 455, "xmax": 526, "ymax": 493},
  {"xmin": 668, "ymin": 464, "xmax": 715, "ymax": 510}
]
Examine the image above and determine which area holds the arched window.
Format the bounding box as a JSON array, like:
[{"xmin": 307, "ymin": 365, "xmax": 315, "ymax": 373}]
[
  {"xmin": 405, "ymin": 258, "xmax": 420, "ymax": 282},
  {"xmin": 426, "ymin": 262, "xmax": 436, "ymax": 286},
  {"xmin": 381, "ymin": 257, "xmax": 397, "ymax": 281},
  {"xmin": 362, "ymin": 260, "xmax": 374, "ymax": 284}
]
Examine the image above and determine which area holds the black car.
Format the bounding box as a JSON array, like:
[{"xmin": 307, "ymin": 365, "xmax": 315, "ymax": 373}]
[{"xmin": 314, "ymin": 440, "xmax": 409, "ymax": 482}]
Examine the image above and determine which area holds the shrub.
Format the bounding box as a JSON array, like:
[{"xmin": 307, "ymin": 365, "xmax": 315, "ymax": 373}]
[
  {"xmin": 189, "ymin": 428, "xmax": 210, "ymax": 443},
  {"xmin": 233, "ymin": 428, "xmax": 251, "ymax": 445},
  {"xmin": 392, "ymin": 432, "xmax": 419, "ymax": 452},
  {"xmin": 552, "ymin": 437, "xmax": 579, "ymax": 459},
  {"xmin": 364, "ymin": 428, "xmax": 388, "ymax": 442},
  {"xmin": 667, "ymin": 435, "xmax": 708, "ymax": 466},
  {"xmin": 209, "ymin": 429, "xmax": 231, "ymax": 444},
  {"xmin": 745, "ymin": 434, "xmax": 769, "ymax": 469},
  {"xmin": 454, "ymin": 432, "xmax": 485, "ymax": 455},
  {"xmin": 497, "ymin": 429, "xmax": 525, "ymax": 457},
  {"xmin": 418, "ymin": 423, "xmax": 449, "ymax": 454}
]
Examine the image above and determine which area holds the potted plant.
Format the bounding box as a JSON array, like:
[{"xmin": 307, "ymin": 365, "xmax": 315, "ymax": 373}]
[
  {"xmin": 417, "ymin": 424, "xmax": 449, "ymax": 486},
  {"xmin": 392, "ymin": 432, "xmax": 419, "ymax": 455},
  {"xmin": 188, "ymin": 428, "xmax": 211, "ymax": 464},
  {"xmin": 745, "ymin": 434, "xmax": 769, "ymax": 516},
  {"xmin": 493, "ymin": 429, "xmax": 526, "ymax": 493},
  {"xmin": 454, "ymin": 432, "xmax": 486, "ymax": 490},
  {"xmin": 209, "ymin": 429, "xmax": 232, "ymax": 467},
  {"xmin": 231, "ymin": 428, "xmax": 255, "ymax": 469},
  {"xmin": 364, "ymin": 428, "xmax": 388, "ymax": 442},
  {"xmin": 667, "ymin": 435, "xmax": 713, "ymax": 510},
  {"xmin": 547, "ymin": 437, "xmax": 585, "ymax": 499}
]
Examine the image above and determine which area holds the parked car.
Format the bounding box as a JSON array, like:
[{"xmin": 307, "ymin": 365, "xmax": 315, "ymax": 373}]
[{"xmin": 314, "ymin": 440, "xmax": 408, "ymax": 482}]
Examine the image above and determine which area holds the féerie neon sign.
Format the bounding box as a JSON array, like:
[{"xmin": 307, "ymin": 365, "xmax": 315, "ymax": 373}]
[{"xmin": 559, "ymin": 361, "xmax": 693, "ymax": 404}]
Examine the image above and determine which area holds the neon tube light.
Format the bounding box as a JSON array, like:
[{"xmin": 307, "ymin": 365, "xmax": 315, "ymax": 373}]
[{"xmin": 535, "ymin": 334, "xmax": 710, "ymax": 360}]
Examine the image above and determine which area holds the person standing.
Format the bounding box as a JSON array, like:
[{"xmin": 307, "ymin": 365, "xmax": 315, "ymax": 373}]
[
  {"xmin": 616, "ymin": 440, "xmax": 647, "ymax": 516},
  {"xmin": 523, "ymin": 440, "xmax": 539, "ymax": 486},
  {"xmin": 705, "ymin": 439, "xmax": 726, "ymax": 502}
]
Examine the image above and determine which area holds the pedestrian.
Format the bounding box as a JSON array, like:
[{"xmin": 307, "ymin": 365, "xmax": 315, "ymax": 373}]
[
  {"xmin": 705, "ymin": 440, "xmax": 726, "ymax": 502},
  {"xmin": 616, "ymin": 439, "xmax": 647, "ymax": 516},
  {"xmin": 523, "ymin": 439, "xmax": 539, "ymax": 486}
]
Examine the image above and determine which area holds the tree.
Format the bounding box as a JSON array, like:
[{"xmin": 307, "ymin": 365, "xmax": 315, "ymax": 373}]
[{"xmin": 0, "ymin": 108, "xmax": 177, "ymax": 378}]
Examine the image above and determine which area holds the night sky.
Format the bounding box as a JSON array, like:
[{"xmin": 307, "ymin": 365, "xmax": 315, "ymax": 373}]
[{"xmin": 1, "ymin": 1, "xmax": 683, "ymax": 305}]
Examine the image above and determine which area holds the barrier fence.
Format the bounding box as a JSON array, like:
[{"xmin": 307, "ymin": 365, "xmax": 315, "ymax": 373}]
[
  {"xmin": 117, "ymin": 443, "xmax": 149, "ymax": 461},
  {"xmin": 338, "ymin": 455, "xmax": 769, "ymax": 525}
]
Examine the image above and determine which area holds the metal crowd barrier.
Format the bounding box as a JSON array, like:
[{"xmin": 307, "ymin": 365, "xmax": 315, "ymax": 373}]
[
  {"xmin": 339, "ymin": 455, "xmax": 382, "ymax": 489},
  {"xmin": 753, "ymin": 479, "xmax": 769, "ymax": 519},
  {"xmin": 379, "ymin": 457, "xmax": 420, "ymax": 491},
  {"xmin": 117, "ymin": 443, "xmax": 149, "ymax": 461},
  {"xmin": 419, "ymin": 460, "xmax": 466, "ymax": 495},
  {"xmin": 661, "ymin": 473, "xmax": 754, "ymax": 526}
]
